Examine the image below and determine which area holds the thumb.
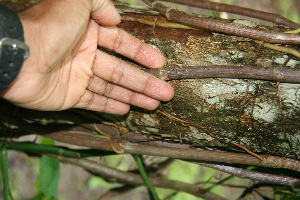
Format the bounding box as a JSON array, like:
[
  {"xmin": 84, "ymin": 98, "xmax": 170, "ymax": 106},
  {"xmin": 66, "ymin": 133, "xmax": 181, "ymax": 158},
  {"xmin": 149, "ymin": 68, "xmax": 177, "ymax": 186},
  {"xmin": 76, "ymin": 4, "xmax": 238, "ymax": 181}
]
[{"xmin": 91, "ymin": 0, "xmax": 121, "ymax": 26}]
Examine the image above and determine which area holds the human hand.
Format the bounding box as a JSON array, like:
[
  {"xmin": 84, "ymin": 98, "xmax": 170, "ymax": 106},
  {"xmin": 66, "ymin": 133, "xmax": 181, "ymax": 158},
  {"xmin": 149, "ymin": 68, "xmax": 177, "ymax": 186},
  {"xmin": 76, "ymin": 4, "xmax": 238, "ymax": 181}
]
[{"xmin": 1, "ymin": 0, "xmax": 174, "ymax": 114}]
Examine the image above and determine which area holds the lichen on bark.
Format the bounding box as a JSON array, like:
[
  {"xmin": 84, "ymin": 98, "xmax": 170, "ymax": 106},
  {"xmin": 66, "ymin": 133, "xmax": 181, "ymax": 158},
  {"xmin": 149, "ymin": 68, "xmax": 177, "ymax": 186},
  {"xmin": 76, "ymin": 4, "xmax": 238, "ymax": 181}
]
[{"xmin": 115, "ymin": 2, "xmax": 300, "ymax": 159}]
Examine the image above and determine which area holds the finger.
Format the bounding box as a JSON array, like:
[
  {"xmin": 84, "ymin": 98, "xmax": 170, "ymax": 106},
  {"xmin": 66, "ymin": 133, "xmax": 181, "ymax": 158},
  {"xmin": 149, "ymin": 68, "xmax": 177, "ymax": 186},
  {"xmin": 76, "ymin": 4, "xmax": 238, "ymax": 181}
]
[
  {"xmin": 91, "ymin": 0, "xmax": 121, "ymax": 26},
  {"xmin": 98, "ymin": 26, "xmax": 165, "ymax": 68},
  {"xmin": 88, "ymin": 76, "xmax": 161, "ymax": 110},
  {"xmin": 93, "ymin": 50, "xmax": 174, "ymax": 102},
  {"xmin": 74, "ymin": 89, "xmax": 130, "ymax": 114}
]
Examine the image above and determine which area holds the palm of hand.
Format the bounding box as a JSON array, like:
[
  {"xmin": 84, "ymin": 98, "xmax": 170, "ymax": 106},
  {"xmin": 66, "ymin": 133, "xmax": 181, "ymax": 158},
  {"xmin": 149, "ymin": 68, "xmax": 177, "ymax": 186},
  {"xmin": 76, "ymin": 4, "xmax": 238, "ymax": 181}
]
[{"xmin": 1, "ymin": 0, "xmax": 174, "ymax": 114}]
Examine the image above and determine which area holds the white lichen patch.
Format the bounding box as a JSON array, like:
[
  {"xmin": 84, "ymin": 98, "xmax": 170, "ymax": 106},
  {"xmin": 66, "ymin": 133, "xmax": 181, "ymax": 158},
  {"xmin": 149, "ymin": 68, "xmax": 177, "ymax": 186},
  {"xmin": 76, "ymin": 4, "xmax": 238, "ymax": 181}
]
[
  {"xmin": 255, "ymin": 58, "xmax": 274, "ymax": 68},
  {"xmin": 279, "ymin": 83, "xmax": 300, "ymax": 108},
  {"xmin": 206, "ymin": 55, "xmax": 230, "ymax": 65},
  {"xmin": 140, "ymin": 114, "xmax": 160, "ymax": 127},
  {"xmin": 188, "ymin": 126, "xmax": 214, "ymax": 141},
  {"xmin": 145, "ymin": 127, "xmax": 160, "ymax": 133},
  {"xmin": 195, "ymin": 106, "xmax": 202, "ymax": 112},
  {"xmin": 228, "ymin": 50, "xmax": 246, "ymax": 59},
  {"xmin": 274, "ymin": 55, "xmax": 300, "ymax": 68},
  {"xmin": 218, "ymin": 50, "xmax": 248, "ymax": 64},
  {"xmin": 149, "ymin": 42, "xmax": 162, "ymax": 52},
  {"xmin": 252, "ymin": 102, "xmax": 278, "ymax": 123},
  {"xmin": 190, "ymin": 79, "xmax": 255, "ymax": 107},
  {"xmin": 206, "ymin": 96, "xmax": 222, "ymax": 106}
]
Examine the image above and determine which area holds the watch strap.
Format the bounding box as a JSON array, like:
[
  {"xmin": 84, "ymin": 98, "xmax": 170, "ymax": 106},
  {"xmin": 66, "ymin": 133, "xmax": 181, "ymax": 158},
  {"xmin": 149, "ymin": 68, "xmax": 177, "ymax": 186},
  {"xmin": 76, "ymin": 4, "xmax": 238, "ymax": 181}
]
[{"xmin": 0, "ymin": 4, "xmax": 29, "ymax": 92}]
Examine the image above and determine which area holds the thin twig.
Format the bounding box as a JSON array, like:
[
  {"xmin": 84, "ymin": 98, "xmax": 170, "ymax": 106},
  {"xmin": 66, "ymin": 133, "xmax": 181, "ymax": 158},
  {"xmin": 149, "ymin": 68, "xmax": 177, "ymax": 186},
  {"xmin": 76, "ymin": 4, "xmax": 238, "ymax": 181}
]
[
  {"xmin": 144, "ymin": 65, "xmax": 300, "ymax": 83},
  {"xmin": 161, "ymin": 0, "xmax": 300, "ymax": 29},
  {"xmin": 132, "ymin": 154, "xmax": 160, "ymax": 200},
  {"xmin": 253, "ymin": 40, "xmax": 300, "ymax": 58},
  {"xmin": 193, "ymin": 161, "xmax": 300, "ymax": 188},
  {"xmin": 48, "ymin": 154, "xmax": 228, "ymax": 200},
  {"xmin": 142, "ymin": 0, "xmax": 300, "ymax": 44}
]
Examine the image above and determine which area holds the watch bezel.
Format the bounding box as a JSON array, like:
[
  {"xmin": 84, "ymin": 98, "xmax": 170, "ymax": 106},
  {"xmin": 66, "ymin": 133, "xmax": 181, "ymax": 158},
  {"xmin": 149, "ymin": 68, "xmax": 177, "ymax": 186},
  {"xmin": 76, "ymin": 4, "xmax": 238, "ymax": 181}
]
[{"xmin": 0, "ymin": 37, "xmax": 30, "ymax": 60}]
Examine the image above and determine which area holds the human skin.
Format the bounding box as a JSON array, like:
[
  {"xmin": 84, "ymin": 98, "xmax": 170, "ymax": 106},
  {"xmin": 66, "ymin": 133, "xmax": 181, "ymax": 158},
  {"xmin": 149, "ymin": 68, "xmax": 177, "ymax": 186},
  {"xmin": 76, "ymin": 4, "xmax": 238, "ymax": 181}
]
[{"xmin": 1, "ymin": 0, "xmax": 174, "ymax": 114}]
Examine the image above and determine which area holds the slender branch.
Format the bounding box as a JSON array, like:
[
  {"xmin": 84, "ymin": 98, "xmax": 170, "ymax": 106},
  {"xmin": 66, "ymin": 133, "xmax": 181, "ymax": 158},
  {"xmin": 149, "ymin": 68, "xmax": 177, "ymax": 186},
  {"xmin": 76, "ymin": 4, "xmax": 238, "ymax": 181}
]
[
  {"xmin": 142, "ymin": 0, "xmax": 300, "ymax": 44},
  {"xmin": 48, "ymin": 154, "xmax": 228, "ymax": 200},
  {"xmin": 44, "ymin": 131, "xmax": 300, "ymax": 172},
  {"xmin": 144, "ymin": 65, "xmax": 300, "ymax": 83},
  {"xmin": 3, "ymin": 142, "xmax": 115, "ymax": 158},
  {"xmin": 161, "ymin": 0, "xmax": 300, "ymax": 30},
  {"xmin": 193, "ymin": 162, "xmax": 300, "ymax": 188},
  {"xmin": 253, "ymin": 40, "xmax": 300, "ymax": 58},
  {"xmin": 0, "ymin": 145, "xmax": 10, "ymax": 200},
  {"xmin": 132, "ymin": 154, "xmax": 160, "ymax": 200}
]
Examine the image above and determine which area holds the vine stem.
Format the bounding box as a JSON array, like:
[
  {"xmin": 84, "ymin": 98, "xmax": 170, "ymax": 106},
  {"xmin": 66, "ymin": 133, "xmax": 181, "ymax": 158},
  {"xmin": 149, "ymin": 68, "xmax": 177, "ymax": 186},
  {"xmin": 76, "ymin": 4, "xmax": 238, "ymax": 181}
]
[
  {"xmin": 192, "ymin": 161, "xmax": 300, "ymax": 189},
  {"xmin": 142, "ymin": 0, "xmax": 300, "ymax": 44},
  {"xmin": 0, "ymin": 144, "xmax": 10, "ymax": 200},
  {"xmin": 144, "ymin": 65, "xmax": 300, "ymax": 83},
  {"xmin": 162, "ymin": 0, "xmax": 300, "ymax": 29},
  {"xmin": 4, "ymin": 142, "xmax": 115, "ymax": 157},
  {"xmin": 132, "ymin": 154, "xmax": 160, "ymax": 200}
]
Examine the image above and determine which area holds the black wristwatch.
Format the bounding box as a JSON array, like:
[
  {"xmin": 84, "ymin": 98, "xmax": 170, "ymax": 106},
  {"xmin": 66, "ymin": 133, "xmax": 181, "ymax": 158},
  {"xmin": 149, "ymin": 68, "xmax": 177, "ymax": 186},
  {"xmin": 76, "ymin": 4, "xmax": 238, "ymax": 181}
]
[{"xmin": 0, "ymin": 4, "xmax": 29, "ymax": 92}]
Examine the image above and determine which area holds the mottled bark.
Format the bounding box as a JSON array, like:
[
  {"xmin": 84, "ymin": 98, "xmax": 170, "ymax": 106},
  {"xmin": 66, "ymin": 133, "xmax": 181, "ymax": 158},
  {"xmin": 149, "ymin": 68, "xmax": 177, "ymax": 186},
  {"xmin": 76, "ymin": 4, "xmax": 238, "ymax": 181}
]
[
  {"xmin": 112, "ymin": 1, "xmax": 300, "ymax": 160},
  {"xmin": 2, "ymin": 1, "xmax": 300, "ymax": 161}
]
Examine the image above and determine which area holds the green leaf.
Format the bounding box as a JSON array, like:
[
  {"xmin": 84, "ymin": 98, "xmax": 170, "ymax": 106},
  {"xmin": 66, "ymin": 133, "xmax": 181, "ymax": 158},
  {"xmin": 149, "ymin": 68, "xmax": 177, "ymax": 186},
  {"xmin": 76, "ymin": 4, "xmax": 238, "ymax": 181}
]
[
  {"xmin": 37, "ymin": 155, "xmax": 60, "ymax": 197},
  {"xmin": 274, "ymin": 185, "xmax": 300, "ymax": 200},
  {"xmin": 41, "ymin": 137, "xmax": 55, "ymax": 145},
  {"xmin": 37, "ymin": 137, "xmax": 60, "ymax": 198}
]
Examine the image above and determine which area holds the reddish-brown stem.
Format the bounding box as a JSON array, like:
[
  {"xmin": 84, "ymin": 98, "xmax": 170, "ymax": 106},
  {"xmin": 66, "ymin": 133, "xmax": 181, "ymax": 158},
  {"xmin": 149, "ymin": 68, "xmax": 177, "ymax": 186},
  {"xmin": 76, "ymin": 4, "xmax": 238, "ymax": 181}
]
[
  {"xmin": 162, "ymin": 0, "xmax": 300, "ymax": 29},
  {"xmin": 44, "ymin": 131, "xmax": 300, "ymax": 172},
  {"xmin": 144, "ymin": 65, "xmax": 300, "ymax": 83},
  {"xmin": 194, "ymin": 161, "xmax": 300, "ymax": 188},
  {"xmin": 142, "ymin": 0, "xmax": 300, "ymax": 44}
]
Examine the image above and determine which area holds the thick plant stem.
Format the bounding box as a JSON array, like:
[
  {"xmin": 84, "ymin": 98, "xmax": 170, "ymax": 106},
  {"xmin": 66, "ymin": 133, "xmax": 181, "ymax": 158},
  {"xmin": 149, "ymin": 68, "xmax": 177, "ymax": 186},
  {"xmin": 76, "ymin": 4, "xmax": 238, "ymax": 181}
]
[
  {"xmin": 44, "ymin": 131, "xmax": 300, "ymax": 172},
  {"xmin": 144, "ymin": 65, "xmax": 300, "ymax": 83},
  {"xmin": 142, "ymin": 0, "xmax": 300, "ymax": 44},
  {"xmin": 162, "ymin": 0, "xmax": 300, "ymax": 29}
]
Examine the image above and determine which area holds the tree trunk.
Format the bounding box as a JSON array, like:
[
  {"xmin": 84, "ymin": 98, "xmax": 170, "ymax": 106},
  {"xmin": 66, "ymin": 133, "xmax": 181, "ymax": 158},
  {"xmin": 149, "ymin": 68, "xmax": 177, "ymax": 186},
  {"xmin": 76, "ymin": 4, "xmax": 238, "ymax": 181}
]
[
  {"xmin": 111, "ymin": 1, "xmax": 300, "ymax": 160},
  {"xmin": 2, "ymin": 1, "xmax": 300, "ymax": 161}
]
